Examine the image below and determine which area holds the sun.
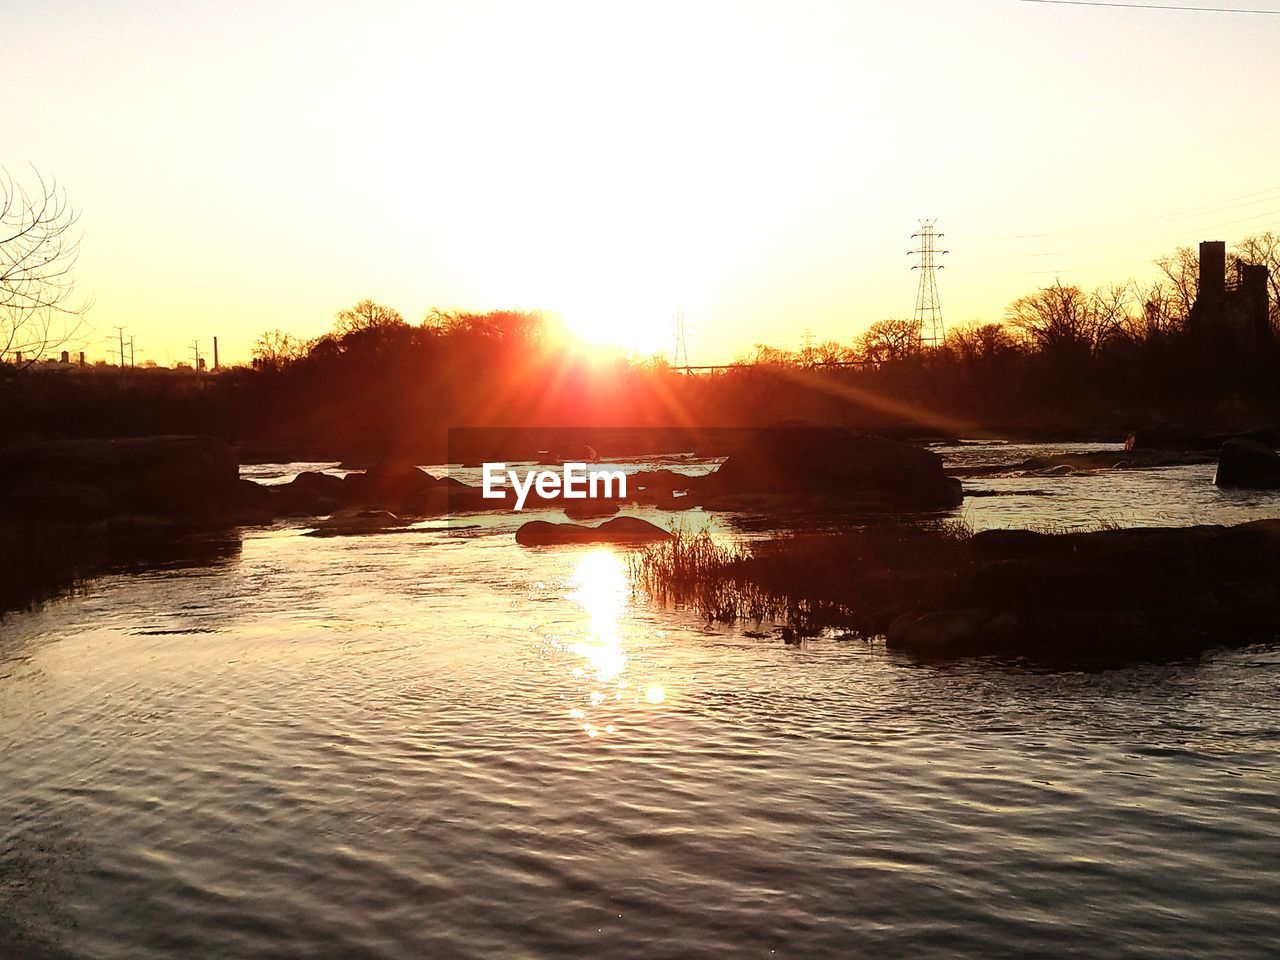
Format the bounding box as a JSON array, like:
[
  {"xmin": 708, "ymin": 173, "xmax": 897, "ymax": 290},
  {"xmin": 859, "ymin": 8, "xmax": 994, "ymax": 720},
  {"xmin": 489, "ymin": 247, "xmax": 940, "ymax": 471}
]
[{"xmin": 555, "ymin": 299, "xmax": 673, "ymax": 357}]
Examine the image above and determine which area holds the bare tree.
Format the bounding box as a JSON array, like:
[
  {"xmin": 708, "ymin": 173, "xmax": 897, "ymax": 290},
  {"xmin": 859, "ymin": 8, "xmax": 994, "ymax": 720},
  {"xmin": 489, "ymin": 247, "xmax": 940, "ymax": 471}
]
[
  {"xmin": 252, "ymin": 328, "xmax": 308, "ymax": 369},
  {"xmin": 1, "ymin": 169, "xmax": 88, "ymax": 370},
  {"xmin": 1005, "ymin": 282, "xmax": 1102, "ymax": 355},
  {"xmin": 1088, "ymin": 283, "xmax": 1137, "ymax": 347},
  {"xmin": 334, "ymin": 299, "xmax": 405, "ymax": 335},
  {"xmin": 813, "ymin": 339, "xmax": 855, "ymax": 364},
  {"xmin": 1130, "ymin": 279, "xmax": 1185, "ymax": 340},
  {"xmin": 858, "ymin": 318, "xmax": 920, "ymax": 365},
  {"xmin": 944, "ymin": 321, "xmax": 1018, "ymax": 362},
  {"xmin": 1154, "ymin": 246, "xmax": 1198, "ymax": 324}
]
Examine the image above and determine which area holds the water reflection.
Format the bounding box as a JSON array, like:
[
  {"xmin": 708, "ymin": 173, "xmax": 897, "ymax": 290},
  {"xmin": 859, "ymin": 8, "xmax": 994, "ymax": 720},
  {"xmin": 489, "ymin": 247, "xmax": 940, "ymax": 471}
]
[
  {"xmin": 568, "ymin": 550, "xmax": 628, "ymax": 684},
  {"xmin": 558, "ymin": 549, "xmax": 666, "ymax": 738}
]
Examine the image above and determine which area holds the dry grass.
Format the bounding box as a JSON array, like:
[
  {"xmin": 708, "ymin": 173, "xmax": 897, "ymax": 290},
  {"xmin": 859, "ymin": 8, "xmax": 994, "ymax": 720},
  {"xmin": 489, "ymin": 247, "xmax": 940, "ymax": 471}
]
[{"xmin": 632, "ymin": 519, "xmax": 976, "ymax": 636}]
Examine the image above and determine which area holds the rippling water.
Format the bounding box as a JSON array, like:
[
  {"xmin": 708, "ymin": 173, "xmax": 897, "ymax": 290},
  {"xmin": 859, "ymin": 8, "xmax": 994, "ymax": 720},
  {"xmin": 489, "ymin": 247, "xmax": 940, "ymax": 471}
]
[{"xmin": 3, "ymin": 445, "xmax": 1280, "ymax": 959}]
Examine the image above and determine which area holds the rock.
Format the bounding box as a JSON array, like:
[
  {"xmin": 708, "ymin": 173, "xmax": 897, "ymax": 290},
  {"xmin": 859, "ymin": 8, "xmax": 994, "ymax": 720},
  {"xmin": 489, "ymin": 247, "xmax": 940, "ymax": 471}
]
[
  {"xmin": 4, "ymin": 479, "xmax": 123, "ymax": 523},
  {"xmin": 703, "ymin": 425, "xmax": 962, "ymax": 511},
  {"xmin": 228, "ymin": 478, "xmax": 279, "ymax": 525},
  {"xmin": 1125, "ymin": 424, "xmax": 1216, "ymax": 451},
  {"xmin": 563, "ymin": 498, "xmax": 620, "ymax": 520},
  {"xmin": 1214, "ymin": 438, "xmax": 1280, "ymax": 489},
  {"xmin": 273, "ymin": 470, "xmax": 347, "ymax": 515},
  {"xmin": 85, "ymin": 515, "xmax": 177, "ymax": 538},
  {"xmin": 289, "ymin": 470, "xmax": 347, "ymax": 497},
  {"xmin": 515, "ymin": 516, "xmax": 673, "ymax": 546},
  {"xmin": 305, "ymin": 509, "xmax": 412, "ymax": 537},
  {"xmin": 1128, "ymin": 424, "xmax": 1280, "ymax": 453},
  {"xmin": 0, "ymin": 436, "xmax": 243, "ymax": 524},
  {"xmin": 340, "ymin": 462, "xmax": 480, "ymax": 514},
  {"xmin": 629, "ymin": 469, "xmax": 695, "ymax": 498},
  {"xmin": 343, "ymin": 462, "xmax": 438, "ymax": 508},
  {"xmin": 886, "ymin": 609, "xmax": 996, "ymax": 657}
]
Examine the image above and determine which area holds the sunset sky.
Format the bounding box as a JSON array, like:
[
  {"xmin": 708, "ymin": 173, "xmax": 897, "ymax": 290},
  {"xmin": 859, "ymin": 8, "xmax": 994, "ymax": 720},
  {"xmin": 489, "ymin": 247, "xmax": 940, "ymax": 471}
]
[{"xmin": 9, "ymin": 0, "xmax": 1280, "ymax": 364}]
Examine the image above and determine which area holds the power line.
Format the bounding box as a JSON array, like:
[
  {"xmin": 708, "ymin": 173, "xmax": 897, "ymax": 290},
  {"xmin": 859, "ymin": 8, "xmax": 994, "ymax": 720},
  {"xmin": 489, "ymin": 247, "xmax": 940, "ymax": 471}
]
[
  {"xmin": 1017, "ymin": 0, "xmax": 1280, "ymax": 14},
  {"xmin": 980, "ymin": 185, "xmax": 1280, "ymax": 241}
]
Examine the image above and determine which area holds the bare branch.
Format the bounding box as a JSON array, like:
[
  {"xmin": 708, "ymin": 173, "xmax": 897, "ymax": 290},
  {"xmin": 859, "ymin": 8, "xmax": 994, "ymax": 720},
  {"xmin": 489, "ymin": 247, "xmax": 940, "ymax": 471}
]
[{"xmin": 1, "ymin": 167, "xmax": 89, "ymax": 372}]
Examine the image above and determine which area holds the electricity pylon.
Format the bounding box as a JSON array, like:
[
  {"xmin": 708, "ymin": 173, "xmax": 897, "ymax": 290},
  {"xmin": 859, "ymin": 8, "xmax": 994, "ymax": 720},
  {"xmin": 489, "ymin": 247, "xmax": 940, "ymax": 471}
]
[
  {"xmin": 909, "ymin": 219, "xmax": 947, "ymax": 347},
  {"xmin": 673, "ymin": 309, "xmax": 690, "ymax": 371}
]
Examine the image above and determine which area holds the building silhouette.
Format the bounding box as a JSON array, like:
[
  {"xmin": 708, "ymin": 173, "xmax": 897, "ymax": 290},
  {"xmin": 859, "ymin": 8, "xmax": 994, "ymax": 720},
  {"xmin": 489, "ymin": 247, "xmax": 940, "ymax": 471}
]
[{"xmin": 1189, "ymin": 240, "xmax": 1271, "ymax": 342}]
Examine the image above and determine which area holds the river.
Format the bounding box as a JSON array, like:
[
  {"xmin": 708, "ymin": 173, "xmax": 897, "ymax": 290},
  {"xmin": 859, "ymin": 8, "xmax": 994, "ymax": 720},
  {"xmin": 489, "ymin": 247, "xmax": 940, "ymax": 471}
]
[{"xmin": 2, "ymin": 443, "xmax": 1279, "ymax": 959}]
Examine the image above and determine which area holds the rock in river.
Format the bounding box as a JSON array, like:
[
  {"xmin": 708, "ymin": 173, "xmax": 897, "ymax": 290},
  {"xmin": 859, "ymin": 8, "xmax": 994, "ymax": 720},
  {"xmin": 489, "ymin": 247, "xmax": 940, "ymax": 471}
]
[
  {"xmin": 515, "ymin": 516, "xmax": 673, "ymax": 546},
  {"xmin": 703, "ymin": 424, "xmax": 962, "ymax": 511},
  {"xmin": 0, "ymin": 435, "xmax": 245, "ymax": 524},
  {"xmin": 1214, "ymin": 438, "xmax": 1280, "ymax": 489}
]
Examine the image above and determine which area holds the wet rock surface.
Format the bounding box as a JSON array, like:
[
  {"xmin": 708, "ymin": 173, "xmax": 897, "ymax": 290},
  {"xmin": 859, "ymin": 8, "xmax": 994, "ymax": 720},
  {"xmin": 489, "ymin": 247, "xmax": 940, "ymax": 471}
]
[
  {"xmin": 1214, "ymin": 438, "xmax": 1280, "ymax": 489},
  {"xmin": 515, "ymin": 516, "xmax": 674, "ymax": 546},
  {"xmin": 886, "ymin": 521, "xmax": 1280, "ymax": 659}
]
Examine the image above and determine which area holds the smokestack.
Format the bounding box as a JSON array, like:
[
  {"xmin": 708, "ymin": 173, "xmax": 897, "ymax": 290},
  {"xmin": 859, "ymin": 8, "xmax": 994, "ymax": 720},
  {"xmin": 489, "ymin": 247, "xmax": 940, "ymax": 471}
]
[
  {"xmin": 213, "ymin": 336, "xmax": 219, "ymax": 370},
  {"xmin": 1199, "ymin": 241, "xmax": 1227, "ymax": 299},
  {"xmin": 1239, "ymin": 262, "xmax": 1271, "ymax": 338}
]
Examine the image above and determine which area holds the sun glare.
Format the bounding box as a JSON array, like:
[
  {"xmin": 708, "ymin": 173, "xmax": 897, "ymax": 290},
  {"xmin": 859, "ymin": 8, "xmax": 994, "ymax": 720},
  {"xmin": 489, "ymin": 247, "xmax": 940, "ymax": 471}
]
[{"xmin": 555, "ymin": 301, "xmax": 673, "ymax": 358}]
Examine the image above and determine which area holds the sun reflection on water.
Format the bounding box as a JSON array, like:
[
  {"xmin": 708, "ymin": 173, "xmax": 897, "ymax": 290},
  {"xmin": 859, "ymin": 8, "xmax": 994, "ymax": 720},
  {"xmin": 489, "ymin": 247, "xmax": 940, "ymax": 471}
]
[
  {"xmin": 568, "ymin": 549, "xmax": 629, "ymax": 683},
  {"xmin": 561, "ymin": 549, "xmax": 666, "ymax": 738}
]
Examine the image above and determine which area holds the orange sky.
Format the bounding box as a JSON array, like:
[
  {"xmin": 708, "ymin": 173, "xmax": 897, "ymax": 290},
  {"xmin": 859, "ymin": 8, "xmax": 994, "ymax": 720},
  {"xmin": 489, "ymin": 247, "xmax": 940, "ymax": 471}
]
[{"xmin": 8, "ymin": 0, "xmax": 1280, "ymax": 365}]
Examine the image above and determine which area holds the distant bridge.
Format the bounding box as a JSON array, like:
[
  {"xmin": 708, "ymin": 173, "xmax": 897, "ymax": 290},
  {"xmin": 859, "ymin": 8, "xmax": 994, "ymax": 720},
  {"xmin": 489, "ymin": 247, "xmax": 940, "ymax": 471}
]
[{"xmin": 673, "ymin": 360, "xmax": 872, "ymax": 374}]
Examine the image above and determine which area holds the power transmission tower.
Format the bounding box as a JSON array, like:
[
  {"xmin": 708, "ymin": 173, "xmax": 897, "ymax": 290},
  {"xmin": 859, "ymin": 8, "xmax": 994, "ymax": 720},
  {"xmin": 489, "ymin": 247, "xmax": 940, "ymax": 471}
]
[
  {"xmin": 801, "ymin": 328, "xmax": 815, "ymax": 366},
  {"xmin": 908, "ymin": 219, "xmax": 947, "ymax": 347},
  {"xmin": 673, "ymin": 309, "xmax": 690, "ymax": 371}
]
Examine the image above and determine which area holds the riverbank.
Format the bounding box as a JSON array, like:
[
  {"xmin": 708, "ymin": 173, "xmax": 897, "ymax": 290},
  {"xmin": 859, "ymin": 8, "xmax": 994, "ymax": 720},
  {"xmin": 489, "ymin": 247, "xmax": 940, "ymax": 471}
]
[{"xmin": 635, "ymin": 520, "xmax": 1280, "ymax": 662}]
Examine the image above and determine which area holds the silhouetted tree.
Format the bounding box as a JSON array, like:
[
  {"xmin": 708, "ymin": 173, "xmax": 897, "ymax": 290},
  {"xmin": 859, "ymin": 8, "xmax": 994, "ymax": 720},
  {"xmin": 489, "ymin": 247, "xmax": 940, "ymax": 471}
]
[
  {"xmin": 1, "ymin": 169, "xmax": 87, "ymax": 371},
  {"xmin": 1089, "ymin": 283, "xmax": 1137, "ymax": 347},
  {"xmin": 1005, "ymin": 282, "xmax": 1100, "ymax": 356},
  {"xmin": 814, "ymin": 339, "xmax": 855, "ymax": 364},
  {"xmin": 1132, "ymin": 280, "xmax": 1185, "ymax": 340},
  {"xmin": 252, "ymin": 329, "xmax": 308, "ymax": 370},
  {"xmin": 944, "ymin": 322, "xmax": 1019, "ymax": 363},
  {"xmin": 858, "ymin": 319, "xmax": 919, "ymax": 364},
  {"xmin": 1155, "ymin": 246, "xmax": 1198, "ymax": 323},
  {"xmin": 335, "ymin": 299, "xmax": 406, "ymax": 335}
]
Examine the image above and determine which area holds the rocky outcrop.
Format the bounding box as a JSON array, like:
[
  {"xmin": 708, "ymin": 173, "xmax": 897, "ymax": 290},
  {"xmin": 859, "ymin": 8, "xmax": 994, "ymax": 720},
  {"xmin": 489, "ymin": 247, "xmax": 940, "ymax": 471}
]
[
  {"xmin": 0, "ymin": 436, "xmax": 246, "ymax": 524},
  {"xmin": 1214, "ymin": 438, "xmax": 1280, "ymax": 489},
  {"xmin": 515, "ymin": 516, "xmax": 673, "ymax": 546},
  {"xmin": 342, "ymin": 462, "xmax": 445, "ymax": 512},
  {"xmin": 886, "ymin": 521, "xmax": 1280, "ymax": 660},
  {"xmin": 1127, "ymin": 424, "xmax": 1280, "ymax": 453},
  {"xmin": 701, "ymin": 425, "xmax": 962, "ymax": 511},
  {"xmin": 563, "ymin": 498, "xmax": 621, "ymax": 520},
  {"xmin": 304, "ymin": 509, "xmax": 413, "ymax": 537},
  {"xmin": 275, "ymin": 470, "xmax": 348, "ymax": 515},
  {"xmin": 1124, "ymin": 424, "xmax": 1218, "ymax": 452}
]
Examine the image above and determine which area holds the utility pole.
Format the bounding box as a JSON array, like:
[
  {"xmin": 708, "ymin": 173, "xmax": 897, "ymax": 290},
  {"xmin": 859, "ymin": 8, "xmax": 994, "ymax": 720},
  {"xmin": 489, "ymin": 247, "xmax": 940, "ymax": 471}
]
[
  {"xmin": 114, "ymin": 325, "xmax": 127, "ymax": 369},
  {"xmin": 908, "ymin": 219, "xmax": 948, "ymax": 347},
  {"xmin": 129, "ymin": 336, "xmax": 135, "ymax": 368},
  {"xmin": 673, "ymin": 309, "xmax": 690, "ymax": 372},
  {"xmin": 192, "ymin": 339, "xmax": 202, "ymax": 374}
]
